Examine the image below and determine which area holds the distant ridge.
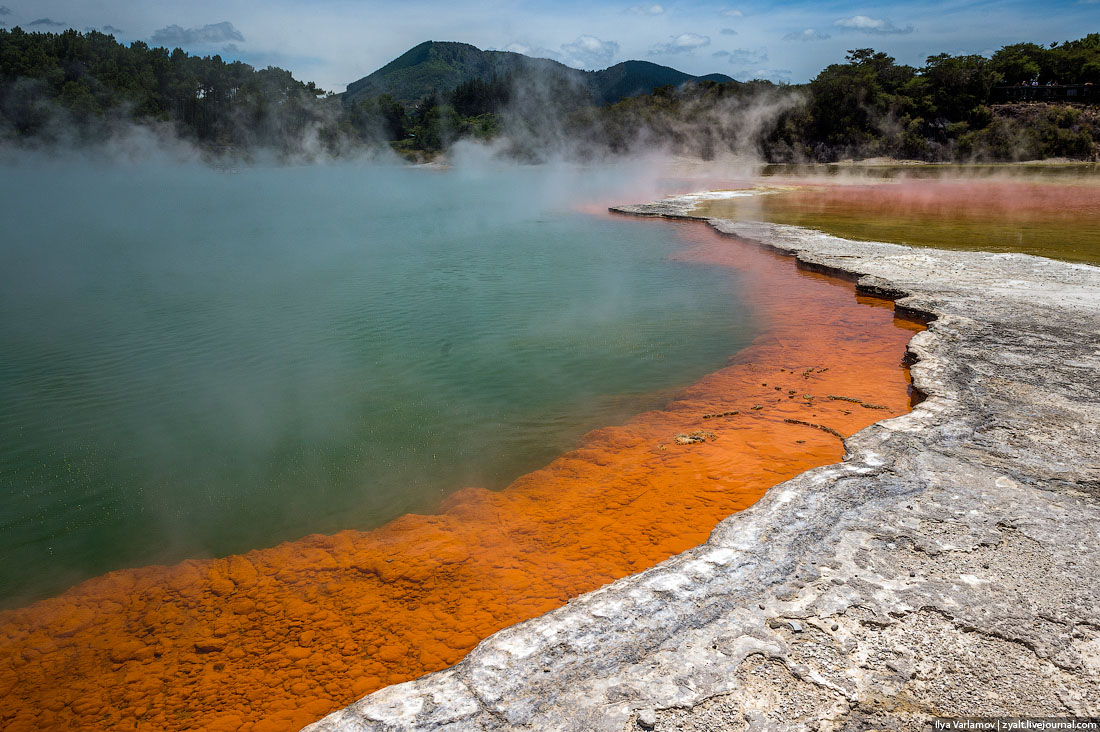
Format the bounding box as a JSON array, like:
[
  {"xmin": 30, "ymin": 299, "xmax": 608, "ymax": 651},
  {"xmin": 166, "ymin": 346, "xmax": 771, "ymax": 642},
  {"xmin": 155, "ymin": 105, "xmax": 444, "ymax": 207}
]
[
  {"xmin": 343, "ymin": 41, "xmax": 735, "ymax": 105},
  {"xmin": 594, "ymin": 60, "xmax": 733, "ymax": 104}
]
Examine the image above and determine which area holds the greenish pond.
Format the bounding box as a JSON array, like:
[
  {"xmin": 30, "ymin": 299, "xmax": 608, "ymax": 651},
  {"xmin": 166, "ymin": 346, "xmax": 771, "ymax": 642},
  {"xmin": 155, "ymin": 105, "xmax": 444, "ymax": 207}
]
[{"xmin": 0, "ymin": 160, "xmax": 754, "ymax": 606}]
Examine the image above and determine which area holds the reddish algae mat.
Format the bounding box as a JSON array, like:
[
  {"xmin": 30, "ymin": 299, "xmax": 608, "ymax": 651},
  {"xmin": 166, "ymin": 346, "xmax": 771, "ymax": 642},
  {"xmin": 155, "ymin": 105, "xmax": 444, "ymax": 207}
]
[{"xmin": 0, "ymin": 220, "xmax": 924, "ymax": 732}]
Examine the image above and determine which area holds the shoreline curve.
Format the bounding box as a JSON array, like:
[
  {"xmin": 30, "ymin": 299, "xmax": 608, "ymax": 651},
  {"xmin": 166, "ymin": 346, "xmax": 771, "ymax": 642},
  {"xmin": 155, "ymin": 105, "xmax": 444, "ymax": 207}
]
[
  {"xmin": 305, "ymin": 201, "xmax": 1100, "ymax": 731},
  {"xmin": 0, "ymin": 214, "xmax": 920, "ymax": 732}
]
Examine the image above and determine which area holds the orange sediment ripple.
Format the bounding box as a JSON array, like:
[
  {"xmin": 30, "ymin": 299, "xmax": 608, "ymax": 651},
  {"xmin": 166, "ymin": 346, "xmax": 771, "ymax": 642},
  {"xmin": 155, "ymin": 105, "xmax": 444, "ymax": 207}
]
[{"xmin": 0, "ymin": 221, "xmax": 924, "ymax": 732}]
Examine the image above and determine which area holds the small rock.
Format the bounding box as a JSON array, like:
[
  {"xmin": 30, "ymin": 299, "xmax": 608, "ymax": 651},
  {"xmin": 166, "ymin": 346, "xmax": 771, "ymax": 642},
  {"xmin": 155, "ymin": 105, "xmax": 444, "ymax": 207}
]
[
  {"xmin": 831, "ymin": 623, "xmax": 839, "ymax": 631},
  {"xmin": 788, "ymin": 621, "xmax": 803, "ymax": 633},
  {"xmin": 674, "ymin": 430, "xmax": 716, "ymax": 445},
  {"xmin": 637, "ymin": 708, "xmax": 656, "ymax": 729}
]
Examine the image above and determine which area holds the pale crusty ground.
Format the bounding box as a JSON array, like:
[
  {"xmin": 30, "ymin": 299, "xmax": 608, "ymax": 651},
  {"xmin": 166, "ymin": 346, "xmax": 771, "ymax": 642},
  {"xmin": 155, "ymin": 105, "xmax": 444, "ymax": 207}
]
[{"xmin": 302, "ymin": 200, "xmax": 1100, "ymax": 732}]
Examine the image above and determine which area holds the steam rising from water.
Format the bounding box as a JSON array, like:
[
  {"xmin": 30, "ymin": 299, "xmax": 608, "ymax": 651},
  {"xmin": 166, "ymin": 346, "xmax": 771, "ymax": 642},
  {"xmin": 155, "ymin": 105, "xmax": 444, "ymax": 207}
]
[{"xmin": 0, "ymin": 156, "xmax": 754, "ymax": 605}]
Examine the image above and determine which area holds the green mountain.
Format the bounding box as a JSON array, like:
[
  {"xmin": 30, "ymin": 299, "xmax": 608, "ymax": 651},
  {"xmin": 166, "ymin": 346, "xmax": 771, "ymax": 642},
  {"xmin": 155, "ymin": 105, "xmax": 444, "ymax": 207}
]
[
  {"xmin": 343, "ymin": 41, "xmax": 735, "ymax": 106},
  {"xmin": 594, "ymin": 60, "xmax": 732, "ymax": 103}
]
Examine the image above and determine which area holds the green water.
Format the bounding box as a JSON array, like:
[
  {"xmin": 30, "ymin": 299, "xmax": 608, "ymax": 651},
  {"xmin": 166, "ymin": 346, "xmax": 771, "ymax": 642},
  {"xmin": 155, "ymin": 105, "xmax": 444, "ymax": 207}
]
[{"xmin": 0, "ymin": 159, "xmax": 753, "ymax": 606}]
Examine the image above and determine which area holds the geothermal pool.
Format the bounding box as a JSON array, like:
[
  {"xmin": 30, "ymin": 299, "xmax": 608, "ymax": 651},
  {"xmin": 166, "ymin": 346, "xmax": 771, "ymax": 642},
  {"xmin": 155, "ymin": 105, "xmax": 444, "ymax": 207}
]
[
  {"xmin": 694, "ymin": 164, "xmax": 1100, "ymax": 265},
  {"xmin": 0, "ymin": 159, "xmax": 753, "ymax": 606},
  {"xmin": 0, "ymin": 159, "xmax": 928, "ymax": 732}
]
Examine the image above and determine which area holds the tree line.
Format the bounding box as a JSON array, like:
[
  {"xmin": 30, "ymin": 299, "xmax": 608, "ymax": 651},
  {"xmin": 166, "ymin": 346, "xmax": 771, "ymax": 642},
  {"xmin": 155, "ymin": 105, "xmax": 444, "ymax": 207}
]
[
  {"xmin": 0, "ymin": 27, "xmax": 342, "ymax": 154},
  {"xmin": 2, "ymin": 27, "xmax": 1098, "ymax": 161}
]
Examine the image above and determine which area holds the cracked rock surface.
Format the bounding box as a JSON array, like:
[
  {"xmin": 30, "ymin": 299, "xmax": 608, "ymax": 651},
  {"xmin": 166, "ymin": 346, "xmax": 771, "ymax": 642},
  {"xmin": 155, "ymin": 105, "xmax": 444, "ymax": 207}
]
[{"xmin": 302, "ymin": 200, "xmax": 1100, "ymax": 732}]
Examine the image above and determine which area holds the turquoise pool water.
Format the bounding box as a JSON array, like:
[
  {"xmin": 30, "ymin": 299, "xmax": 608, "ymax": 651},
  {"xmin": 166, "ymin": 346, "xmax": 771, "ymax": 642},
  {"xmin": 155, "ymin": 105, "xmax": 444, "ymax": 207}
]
[{"xmin": 0, "ymin": 159, "xmax": 754, "ymax": 605}]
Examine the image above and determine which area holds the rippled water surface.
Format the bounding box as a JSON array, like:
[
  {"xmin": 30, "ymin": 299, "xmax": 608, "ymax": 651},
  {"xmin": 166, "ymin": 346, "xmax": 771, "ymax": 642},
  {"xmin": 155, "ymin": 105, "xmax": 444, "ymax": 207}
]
[{"xmin": 0, "ymin": 160, "xmax": 754, "ymax": 605}]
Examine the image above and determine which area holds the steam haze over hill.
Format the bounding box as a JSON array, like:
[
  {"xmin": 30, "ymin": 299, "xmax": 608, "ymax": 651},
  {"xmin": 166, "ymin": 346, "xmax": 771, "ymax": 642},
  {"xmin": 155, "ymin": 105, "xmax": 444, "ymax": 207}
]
[{"xmin": 3, "ymin": 26, "xmax": 1098, "ymax": 162}]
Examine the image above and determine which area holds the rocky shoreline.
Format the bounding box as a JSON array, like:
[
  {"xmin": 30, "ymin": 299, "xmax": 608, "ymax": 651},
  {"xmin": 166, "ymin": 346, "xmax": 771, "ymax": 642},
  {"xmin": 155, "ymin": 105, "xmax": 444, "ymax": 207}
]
[{"xmin": 303, "ymin": 198, "xmax": 1100, "ymax": 731}]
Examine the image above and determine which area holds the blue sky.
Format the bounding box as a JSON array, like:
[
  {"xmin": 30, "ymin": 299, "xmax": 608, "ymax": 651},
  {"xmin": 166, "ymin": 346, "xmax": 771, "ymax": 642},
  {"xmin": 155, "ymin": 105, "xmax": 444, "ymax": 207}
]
[{"xmin": 3, "ymin": 0, "xmax": 1097, "ymax": 92}]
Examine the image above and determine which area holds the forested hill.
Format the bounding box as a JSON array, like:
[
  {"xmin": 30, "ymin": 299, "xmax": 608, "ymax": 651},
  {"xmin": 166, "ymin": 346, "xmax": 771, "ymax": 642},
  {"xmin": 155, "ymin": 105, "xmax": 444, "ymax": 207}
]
[
  {"xmin": 594, "ymin": 60, "xmax": 734, "ymax": 105},
  {"xmin": 0, "ymin": 27, "xmax": 336, "ymax": 151},
  {"xmin": 344, "ymin": 41, "xmax": 570, "ymax": 105},
  {"xmin": 343, "ymin": 40, "xmax": 734, "ymax": 106},
  {"xmin": 1, "ymin": 27, "xmax": 1098, "ymax": 162}
]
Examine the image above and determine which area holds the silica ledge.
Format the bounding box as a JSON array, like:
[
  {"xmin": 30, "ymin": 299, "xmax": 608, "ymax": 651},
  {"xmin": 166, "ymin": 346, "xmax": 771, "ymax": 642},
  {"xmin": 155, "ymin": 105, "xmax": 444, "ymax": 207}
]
[{"xmin": 303, "ymin": 198, "xmax": 1100, "ymax": 731}]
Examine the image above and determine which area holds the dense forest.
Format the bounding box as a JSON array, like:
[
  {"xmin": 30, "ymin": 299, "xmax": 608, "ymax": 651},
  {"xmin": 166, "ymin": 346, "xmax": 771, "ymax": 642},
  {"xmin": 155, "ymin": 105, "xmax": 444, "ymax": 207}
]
[
  {"xmin": 0, "ymin": 27, "xmax": 347, "ymax": 154},
  {"xmin": 1, "ymin": 26, "xmax": 1099, "ymax": 162}
]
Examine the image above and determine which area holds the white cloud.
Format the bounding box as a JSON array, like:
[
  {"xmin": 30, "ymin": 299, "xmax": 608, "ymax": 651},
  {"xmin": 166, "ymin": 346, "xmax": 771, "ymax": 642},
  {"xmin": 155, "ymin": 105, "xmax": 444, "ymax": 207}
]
[
  {"xmin": 833, "ymin": 15, "xmax": 914, "ymax": 35},
  {"xmin": 712, "ymin": 50, "xmax": 729, "ymax": 57},
  {"xmin": 627, "ymin": 4, "xmax": 665, "ymax": 15},
  {"xmin": 505, "ymin": 35, "xmax": 624, "ymax": 69},
  {"xmin": 727, "ymin": 47, "xmax": 768, "ymax": 65},
  {"xmin": 560, "ymin": 35, "xmax": 620, "ymax": 68},
  {"xmin": 721, "ymin": 9, "xmax": 744, "ymax": 17},
  {"xmin": 783, "ymin": 28, "xmax": 831, "ymax": 42},
  {"xmin": 650, "ymin": 32, "xmax": 710, "ymax": 55},
  {"xmin": 720, "ymin": 28, "xmax": 738, "ymax": 36},
  {"xmin": 150, "ymin": 21, "xmax": 245, "ymax": 46},
  {"xmin": 502, "ymin": 42, "xmax": 562, "ymax": 61},
  {"xmin": 725, "ymin": 47, "xmax": 779, "ymax": 79}
]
